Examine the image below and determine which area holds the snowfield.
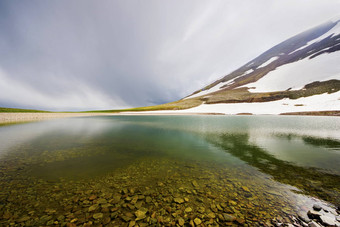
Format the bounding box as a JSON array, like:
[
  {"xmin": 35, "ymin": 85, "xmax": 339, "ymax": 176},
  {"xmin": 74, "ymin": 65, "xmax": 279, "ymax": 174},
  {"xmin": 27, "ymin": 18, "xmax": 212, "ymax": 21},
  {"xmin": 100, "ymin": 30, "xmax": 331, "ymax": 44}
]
[
  {"xmin": 257, "ymin": 56, "xmax": 279, "ymax": 68},
  {"xmin": 185, "ymin": 69, "xmax": 254, "ymax": 99},
  {"xmin": 144, "ymin": 91, "xmax": 340, "ymax": 115},
  {"xmin": 243, "ymin": 51, "xmax": 340, "ymax": 92}
]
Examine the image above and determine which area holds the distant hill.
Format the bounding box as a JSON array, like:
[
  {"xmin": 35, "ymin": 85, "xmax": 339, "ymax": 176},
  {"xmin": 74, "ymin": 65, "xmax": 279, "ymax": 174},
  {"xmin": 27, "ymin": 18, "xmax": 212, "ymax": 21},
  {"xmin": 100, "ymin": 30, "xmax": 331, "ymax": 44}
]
[{"xmin": 176, "ymin": 17, "xmax": 340, "ymax": 114}]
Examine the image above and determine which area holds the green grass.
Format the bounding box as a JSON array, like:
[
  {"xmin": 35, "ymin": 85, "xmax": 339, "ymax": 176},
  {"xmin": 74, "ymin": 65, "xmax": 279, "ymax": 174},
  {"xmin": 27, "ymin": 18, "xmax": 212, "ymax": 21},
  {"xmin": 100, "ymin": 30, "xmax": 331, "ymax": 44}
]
[
  {"xmin": 0, "ymin": 98, "xmax": 202, "ymax": 113},
  {"xmin": 0, "ymin": 107, "xmax": 50, "ymax": 113},
  {"xmin": 199, "ymin": 79, "xmax": 340, "ymax": 104},
  {"xmin": 82, "ymin": 99, "xmax": 203, "ymax": 113}
]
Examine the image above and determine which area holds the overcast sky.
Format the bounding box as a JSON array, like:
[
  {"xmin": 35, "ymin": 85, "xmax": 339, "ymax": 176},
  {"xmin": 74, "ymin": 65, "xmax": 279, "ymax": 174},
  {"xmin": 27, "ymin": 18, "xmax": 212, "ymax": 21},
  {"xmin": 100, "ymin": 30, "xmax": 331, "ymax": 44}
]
[{"xmin": 0, "ymin": 0, "xmax": 339, "ymax": 111}]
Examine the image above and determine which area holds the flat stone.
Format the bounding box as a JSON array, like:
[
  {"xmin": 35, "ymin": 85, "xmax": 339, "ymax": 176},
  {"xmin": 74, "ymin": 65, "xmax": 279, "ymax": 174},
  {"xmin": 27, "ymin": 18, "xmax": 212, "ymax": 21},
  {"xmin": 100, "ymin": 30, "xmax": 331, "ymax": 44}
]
[
  {"xmin": 135, "ymin": 208, "xmax": 148, "ymax": 220},
  {"xmin": 192, "ymin": 180, "xmax": 199, "ymax": 188},
  {"xmin": 129, "ymin": 220, "xmax": 136, "ymax": 227},
  {"xmin": 229, "ymin": 200, "xmax": 237, "ymax": 206},
  {"xmin": 198, "ymin": 207, "xmax": 205, "ymax": 214},
  {"xmin": 145, "ymin": 196, "xmax": 152, "ymax": 203},
  {"xmin": 121, "ymin": 215, "xmax": 131, "ymax": 222},
  {"xmin": 174, "ymin": 197, "xmax": 184, "ymax": 204},
  {"xmin": 308, "ymin": 210, "xmax": 322, "ymax": 219},
  {"xmin": 216, "ymin": 204, "xmax": 223, "ymax": 211},
  {"xmin": 223, "ymin": 213, "xmax": 236, "ymax": 222},
  {"xmin": 57, "ymin": 215, "xmax": 65, "ymax": 221},
  {"xmin": 112, "ymin": 195, "xmax": 121, "ymax": 203},
  {"xmin": 178, "ymin": 217, "xmax": 185, "ymax": 226},
  {"xmin": 308, "ymin": 221, "xmax": 322, "ymax": 227},
  {"xmin": 40, "ymin": 215, "xmax": 52, "ymax": 223},
  {"xmin": 235, "ymin": 218, "xmax": 245, "ymax": 224},
  {"xmin": 88, "ymin": 204, "xmax": 98, "ymax": 212},
  {"xmin": 313, "ymin": 204, "xmax": 322, "ymax": 211},
  {"xmin": 320, "ymin": 215, "xmax": 337, "ymax": 226},
  {"xmin": 185, "ymin": 207, "xmax": 192, "ymax": 213},
  {"xmin": 89, "ymin": 195, "xmax": 97, "ymax": 200},
  {"xmin": 208, "ymin": 213, "xmax": 216, "ymax": 219},
  {"xmin": 103, "ymin": 217, "xmax": 111, "ymax": 225},
  {"xmin": 242, "ymin": 186, "xmax": 250, "ymax": 192},
  {"xmin": 97, "ymin": 198, "xmax": 107, "ymax": 204},
  {"xmin": 18, "ymin": 216, "xmax": 30, "ymax": 222},
  {"xmin": 298, "ymin": 212, "xmax": 311, "ymax": 223},
  {"xmin": 194, "ymin": 218, "xmax": 202, "ymax": 225},
  {"xmin": 46, "ymin": 220, "xmax": 54, "ymax": 226},
  {"xmin": 93, "ymin": 213, "xmax": 103, "ymax": 219}
]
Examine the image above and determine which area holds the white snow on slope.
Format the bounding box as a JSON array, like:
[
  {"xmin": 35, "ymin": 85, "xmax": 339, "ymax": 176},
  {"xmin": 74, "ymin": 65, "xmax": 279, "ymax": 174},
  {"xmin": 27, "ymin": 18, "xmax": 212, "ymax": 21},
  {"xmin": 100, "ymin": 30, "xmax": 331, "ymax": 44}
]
[
  {"xmin": 289, "ymin": 21, "xmax": 340, "ymax": 55},
  {"xmin": 243, "ymin": 50, "xmax": 340, "ymax": 92},
  {"xmin": 257, "ymin": 56, "xmax": 279, "ymax": 68},
  {"xmin": 185, "ymin": 69, "xmax": 255, "ymax": 99},
  {"xmin": 184, "ymin": 82, "xmax": 225, "ymax": 99},
  {"xmin": 146, "ymin": 91, "xmax": 340, "ymax": 115},
  {"xmin": 240, "ymin": 69, "xmax": 254, "ymax": 77}
]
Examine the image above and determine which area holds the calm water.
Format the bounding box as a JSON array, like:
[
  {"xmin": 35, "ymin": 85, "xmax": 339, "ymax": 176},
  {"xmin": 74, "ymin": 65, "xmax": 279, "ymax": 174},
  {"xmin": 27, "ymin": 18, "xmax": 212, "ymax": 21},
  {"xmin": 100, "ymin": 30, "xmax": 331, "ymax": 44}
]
[{"xmin": 0, "ymin": 115, "xmax": 339, "ymax": 226}]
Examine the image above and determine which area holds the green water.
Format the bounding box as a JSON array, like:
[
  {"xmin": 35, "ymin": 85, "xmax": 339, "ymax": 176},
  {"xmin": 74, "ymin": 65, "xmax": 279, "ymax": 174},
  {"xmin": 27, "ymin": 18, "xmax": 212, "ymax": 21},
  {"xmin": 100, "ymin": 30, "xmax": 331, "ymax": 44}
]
[{"xmin": 0, "ymin": 115, "xmax": 339, "ymax": 226}]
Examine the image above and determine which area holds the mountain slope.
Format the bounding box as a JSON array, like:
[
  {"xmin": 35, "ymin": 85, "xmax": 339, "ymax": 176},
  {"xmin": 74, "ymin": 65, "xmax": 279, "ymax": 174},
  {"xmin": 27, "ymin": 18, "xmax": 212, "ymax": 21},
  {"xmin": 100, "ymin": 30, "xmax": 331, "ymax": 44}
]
[{"xmin": 178, "ymin": 18, "xmax": 340, "ymax": 114}]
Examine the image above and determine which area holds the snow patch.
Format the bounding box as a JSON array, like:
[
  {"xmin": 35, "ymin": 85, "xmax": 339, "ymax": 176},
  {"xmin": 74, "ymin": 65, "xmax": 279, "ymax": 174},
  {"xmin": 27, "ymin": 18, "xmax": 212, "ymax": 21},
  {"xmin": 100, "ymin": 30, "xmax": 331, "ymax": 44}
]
[
  {"xmin": 185, "ymin": 69, "xmax": 255, "ymax": 99},
  {"xmin": 184, "ymin": 82, "xmax": 225, "ymax": 99},
  {"xmin": 243, "ymin": 69, "xmax": 254, "ymax": 75},
  {"xmin": 151, "ymin": 91, "xmax": 340, "ymax": 115},
  {"xmin": 243, "ymin": 50, "xmax": 340, "ymax": 92},
  {"xmin": 257, "ymin": 56, "xmax": 279, "ymax": 68},
  {"xmin": 289, "ymin": 21, "xmax": 340, "ymax": 55}
]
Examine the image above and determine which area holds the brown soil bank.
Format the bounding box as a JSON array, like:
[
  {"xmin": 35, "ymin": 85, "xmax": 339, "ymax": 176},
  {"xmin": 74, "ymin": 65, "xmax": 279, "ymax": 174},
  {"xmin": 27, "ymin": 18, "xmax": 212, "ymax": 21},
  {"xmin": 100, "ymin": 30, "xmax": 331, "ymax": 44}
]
[{"xmin": 280, "ymin": 111, "xmax": 340, "ymax": 116}]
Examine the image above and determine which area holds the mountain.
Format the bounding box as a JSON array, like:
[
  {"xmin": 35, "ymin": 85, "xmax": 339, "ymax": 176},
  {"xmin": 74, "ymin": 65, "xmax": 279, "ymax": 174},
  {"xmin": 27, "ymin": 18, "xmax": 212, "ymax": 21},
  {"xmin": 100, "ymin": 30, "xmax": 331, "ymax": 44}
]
[{"xmin": 176, "ymin": 18, "xmax": 340, "ymax": 115}]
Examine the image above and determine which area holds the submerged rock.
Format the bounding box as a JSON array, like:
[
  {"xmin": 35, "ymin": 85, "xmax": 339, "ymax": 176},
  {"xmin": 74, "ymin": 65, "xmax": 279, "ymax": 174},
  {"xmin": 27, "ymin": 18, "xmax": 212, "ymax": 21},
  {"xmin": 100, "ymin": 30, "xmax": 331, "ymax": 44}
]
[
  {"xmin": 96, "ymin": 198, "xmax": 107, "ymax": 204},
  {"xmin": 135, "ymin": 208, "xmax": 148, "ymax": 220},
  {"xmin": 242, "ymin": 186, "xmax": 250, "ymax": 192},
  {"xmin": 313, "ymin": 204, "xmax": 322, "ymax": 211},
  {"xmin": 309, "ymin": 221, "xmax": 322, "ymax": 227},
  {"xmin": 223, "ymin": 213, "xmax": 236, "ymax": 222},
  {"xmin": 298, "ymin": 212, "xmax": 311, "ymax": 223},
  {"xmin": 178, "ymin": 217, "xmax": 185, "ymax": 226},
  {"xmin": 88, "ymin": 204, "xmax": 98, "ymax": 212},
  {"xmin": 308, "ymin": 210, "xmax": 322, "ymax": 219},
  {"xmin": 194, "ymin": 218, "xmax": 202, "ymax": 225},
  {"xmin": 185, "ymin": 207, "xmax": 193, "ymax": 213},
  {"xmin": 17, "ymin": 216, "xmax": 30, "ymax": 222},
  {"xmin": 192, "ymin": 180, "xmax": 199, "ymax": 188},
  {"xmin": 93, "ymin": 213, "xmax": 103, "ymax": 219},
  {"xmin": 174, "ymin": 197, "xmax": 184, "ymax": 204},
  {"xmin": 320, "ymin": 215, "xmax": 337, "ymax": 226}
]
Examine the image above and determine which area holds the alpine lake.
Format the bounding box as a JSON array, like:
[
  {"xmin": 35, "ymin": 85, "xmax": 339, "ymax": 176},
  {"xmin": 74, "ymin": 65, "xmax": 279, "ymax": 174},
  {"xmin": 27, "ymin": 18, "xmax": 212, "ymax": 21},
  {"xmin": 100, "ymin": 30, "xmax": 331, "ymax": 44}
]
[{"xmin": 0, "ymin": 115, "xmax": 339, "ymax": 226}]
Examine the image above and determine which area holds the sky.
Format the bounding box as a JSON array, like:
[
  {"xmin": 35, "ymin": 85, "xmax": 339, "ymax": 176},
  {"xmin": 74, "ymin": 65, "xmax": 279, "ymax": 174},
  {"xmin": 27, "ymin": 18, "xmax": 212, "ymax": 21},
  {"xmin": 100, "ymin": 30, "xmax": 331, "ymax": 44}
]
[{"xmin": 0, "ymin": 0, "xmax": 339, "ymax": 111}]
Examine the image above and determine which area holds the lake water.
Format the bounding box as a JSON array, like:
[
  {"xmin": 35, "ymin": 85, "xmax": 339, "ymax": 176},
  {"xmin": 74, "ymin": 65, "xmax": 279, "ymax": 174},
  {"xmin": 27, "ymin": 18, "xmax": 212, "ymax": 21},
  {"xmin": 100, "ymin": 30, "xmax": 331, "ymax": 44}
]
[{"xmin": 0, "ymin": 115, "xmax": 339, "ymax": 226}]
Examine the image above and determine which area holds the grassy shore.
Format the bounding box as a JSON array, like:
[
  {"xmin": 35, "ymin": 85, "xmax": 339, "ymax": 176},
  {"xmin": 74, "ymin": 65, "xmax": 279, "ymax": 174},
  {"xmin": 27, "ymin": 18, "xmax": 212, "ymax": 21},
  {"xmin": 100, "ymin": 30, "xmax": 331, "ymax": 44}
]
[{"xmin": 0, "ymin": 107, "xmax": 50, "ymax": 113}]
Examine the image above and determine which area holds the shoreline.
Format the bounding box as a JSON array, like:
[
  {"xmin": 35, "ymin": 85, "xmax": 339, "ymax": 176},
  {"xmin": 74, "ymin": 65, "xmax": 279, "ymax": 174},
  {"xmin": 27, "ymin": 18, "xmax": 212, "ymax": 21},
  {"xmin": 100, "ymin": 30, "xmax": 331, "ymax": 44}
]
[
  {"xmin": 0, "ymin": 112, "xmax": 224, "ymax": 124},
  {"xmin": 0, "ymin": 113, "xmax": 116, "ymax": 125},
  {"xmin": 1, "ymin": 110, "xmax": 338, "ymax": 125}
]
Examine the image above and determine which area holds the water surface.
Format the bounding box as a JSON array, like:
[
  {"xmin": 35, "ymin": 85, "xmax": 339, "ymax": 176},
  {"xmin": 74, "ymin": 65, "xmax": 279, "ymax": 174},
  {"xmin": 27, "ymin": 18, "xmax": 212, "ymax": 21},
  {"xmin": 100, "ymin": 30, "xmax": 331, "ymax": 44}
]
[{"xmin": 0, "ymin": 115, "xmax": 339, "ymax": 226}]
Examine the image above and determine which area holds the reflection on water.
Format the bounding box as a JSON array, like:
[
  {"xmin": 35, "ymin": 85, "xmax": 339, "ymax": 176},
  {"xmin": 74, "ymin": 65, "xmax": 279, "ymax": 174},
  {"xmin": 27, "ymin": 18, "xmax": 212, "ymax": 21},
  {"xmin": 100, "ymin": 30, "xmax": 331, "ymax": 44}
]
[
  {"xmin": 0, "ymin": 115, "xmax": 339, "ymax": 226},
  {"xmin": 205, "ymin": 133, "xmax": 340, "ymax": 205}
]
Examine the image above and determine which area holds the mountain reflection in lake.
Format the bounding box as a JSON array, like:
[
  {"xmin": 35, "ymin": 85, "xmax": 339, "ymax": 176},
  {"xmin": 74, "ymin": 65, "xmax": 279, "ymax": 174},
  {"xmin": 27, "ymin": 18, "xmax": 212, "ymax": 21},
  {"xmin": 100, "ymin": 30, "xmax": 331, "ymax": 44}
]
[{"xmin": 0, "ymin": 115, "xmax": 339, "ymax": 226}]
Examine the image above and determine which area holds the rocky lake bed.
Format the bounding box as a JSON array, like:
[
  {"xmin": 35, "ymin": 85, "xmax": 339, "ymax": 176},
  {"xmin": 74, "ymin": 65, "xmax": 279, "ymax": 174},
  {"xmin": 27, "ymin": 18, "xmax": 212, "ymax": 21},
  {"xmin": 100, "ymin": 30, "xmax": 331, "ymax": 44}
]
[{"xmin": 0, "ymin": 115, "xmax": 339, "ymax": 226}]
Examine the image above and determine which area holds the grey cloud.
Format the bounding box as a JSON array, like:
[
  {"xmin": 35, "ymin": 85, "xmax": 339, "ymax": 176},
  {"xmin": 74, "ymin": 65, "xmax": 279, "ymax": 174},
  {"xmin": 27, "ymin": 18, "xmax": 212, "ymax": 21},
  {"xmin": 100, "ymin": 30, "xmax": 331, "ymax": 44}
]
[{"xmin": 0, "ymin": 0, "xmax": 339, "ymax": 110}]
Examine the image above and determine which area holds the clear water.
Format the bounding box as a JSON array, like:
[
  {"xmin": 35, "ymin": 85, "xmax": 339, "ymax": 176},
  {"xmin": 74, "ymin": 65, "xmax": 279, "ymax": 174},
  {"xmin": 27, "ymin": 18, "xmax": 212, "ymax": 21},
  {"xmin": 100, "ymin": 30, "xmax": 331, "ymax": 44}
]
[{"xmin": 0, "ymin": 115, "xmax": 339, "ymax": 226}]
